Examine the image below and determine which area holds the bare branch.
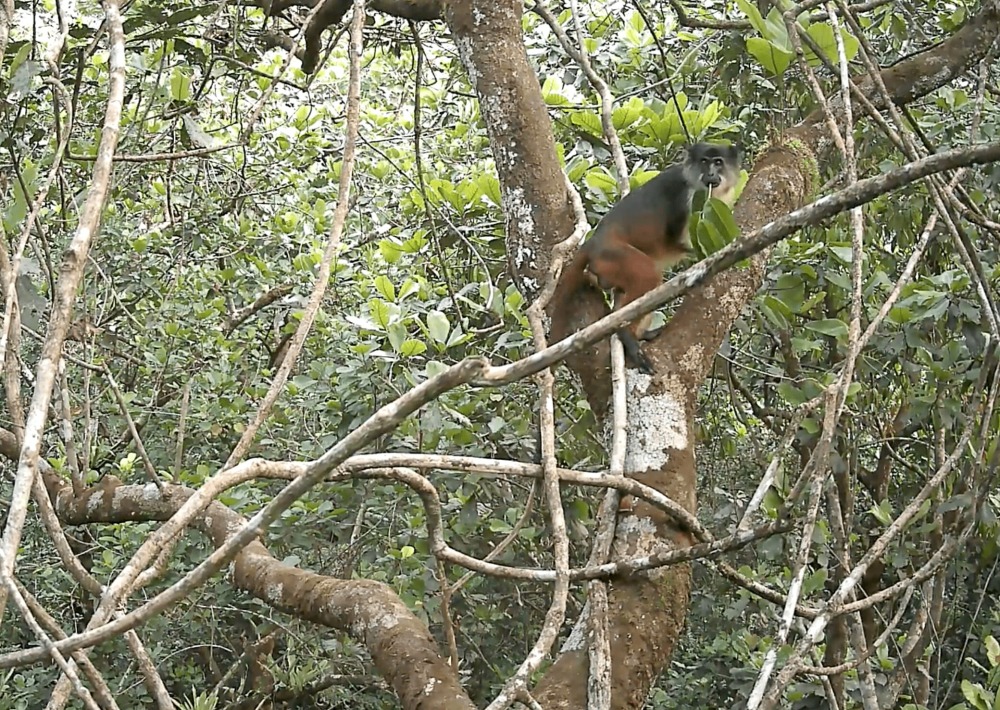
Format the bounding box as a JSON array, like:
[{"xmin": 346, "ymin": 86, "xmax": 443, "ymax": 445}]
[{"xmin": 0, "ymin": 0, "xmax": 126, "ymax": 622}]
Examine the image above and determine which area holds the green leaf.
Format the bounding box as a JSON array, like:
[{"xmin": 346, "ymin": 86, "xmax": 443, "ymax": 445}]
[
  {"xmin": 761, "ymin": 295, "xmax": 793, "ymax": 329},
  {"xmin": 612, "ymin": 97, "xmax": 646, "ymax": 130},
  {"xmin": 10, "ymin": 58, "xmax": 41, "ymax": 96},
  {"xmin": 871, "ymin": 501, "xmax": 893, "ymax": 526},
  {"xmin": 181, "ymin": 115, "xmax": 217, "ymax": 148},
  {"xmin": 803, "ymin": 568, "xmax": 828, "ymax": 595},
  {"xmin": 986, "ymin": 636, "xmax": 1000, "ymax": 668},
  {"xmin": 702, "ymin": 197, "xmax": 740, "ymax": 241},
  {"xmin": 695, "ymin": 217, "xmax": 726, "ymax": 257},
  {"xmin": 374, "ymin": 275, "xmax": 396, "ymax": 301},
  {"xmin": 805, "ymin": 318, "xmax": 848, "ymax": 337},
  {"xmin": 962, "ymin": 679, "xmax": 991, "ymax": 710},
  {"xmin": 804, "ymin": 23, "xmax": 860, "ymax": 67},
  {"xmin": 477, "ymin": 174, "xmax": 502, "ymax": 206},
  {"xmin": 567, "ymin": 158, "xmax": 591, "ymax": 183},
  {"xmin": 570, "ymin": 111, "xmax": 603, "ymax": 138},
  {"xmin": 401, "ymin": 233, "xmax": 428, "ymax": 253},
  {"xmin": 829, "ymin": 245, "xmax": 856, "ymax": 264},
  {"xmin": 398, "ymin": 279, "xmax": 420, "ymax": 300},
  {"xmin": 763, "ymin": 6, "xmax": 792, "ymax": 50},
  {"xmin": 775, "ymin": 274, "xmax": 805, "ymax": 312},
  {"xmin": 427, "ymin": 310, "xmax": 450, "ymax": 344},
  {"xmin": 169, "ymin": 67, "xmax": 192, "ymax": 101},
  {"xmin": 746, "ymin": 37, "xmax": 793, "ymax": 76},
  {"xmin": 370, "ymin": 299, "xmax": 393, "ymax": 329},
  {"xmin": 541, "ymin": 76, "xmax": 571, "ymax": 106},
  {"xmin": 379, "ymin": 239, "xmax": 403, "ymax": 264},
  {"xmin": 735, "ymin": 0, "xmax": 768, "ymax": 35},
  {"xmin": 777, "ymin": 381, "xmax": 805, "ymax": 405},
  {"xmin": 799, "ymin": 290, "xmax": 826, "ymax": 314},
  {"xmin": 629, "ymin": 169, "xmax": 660, "ymax": 189},
  {"xmin": 694, "ymin": 100, "xmax": 723, "ymax": 134},
  {"xmin": 585, "ymin": 168, "xmax": 618, "ymax": 199},
  {"xmin": 387, "ymin": 322, "xmax": 406, "ymax": 351},
  {"xmin": 400, "ymin": 545, "xmax": 415, "ymax": 559},
  {"xmin": 426, "ymin": 361, "xmax": 449, "ymax": 378},
  {"xmin": 399, "ymin": 339, "xmax": 427, "ymax": 357}
]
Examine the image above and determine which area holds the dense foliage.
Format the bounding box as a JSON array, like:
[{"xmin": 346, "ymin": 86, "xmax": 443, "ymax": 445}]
[{"xmin": 2, "ymin": 0, "xmax": 999, "ymax": 708}]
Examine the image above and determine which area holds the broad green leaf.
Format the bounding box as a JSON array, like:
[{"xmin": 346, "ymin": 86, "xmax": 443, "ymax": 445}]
[
  {"xmin": 961, "ymin": 679, "xmax": 991, "ymax": 710},
  {"xmin": 427, "ymin": 310, "xmax": 450, "ymax": 344},
  {"xmin": 401, "ymin": 233, "xmax": 428, "ymax": 253},
  {"xmin": 775, "ymin": 274, "xmax": 805, "ymax": 312},
  {"xmin": 387, "ymin": 322, "xmax": 406, "ymax": 351},
  {"xmin": 986, "ymin": 636, "xmax": 1000, "ymax": 668},
  {"xmin": 803, "ymin": 568, "xmax": 828, "ymax": 595},
  {"xmin": 374, "ymin": 276, "xmax": 396, "ymax": 301},
  {"xmin": 398, "ymin": 279, "xmax": 421, "ymax": 300},
  {"xmin": 777, "ymin": 381, "xmax": 805, "ymax": 405},
  {"xmin": 379, "ymin": 239, "xmax": 403, "ymax": 264},
  {"xmin": 170, "ymin": 68, "xmax": 192, "ymax": 101},
  {"xmin": 570, "ymin": 111, "xmax": 603, "ymax": 138},
  {"xmin": 829, "ymin": 245, "xmax": 856, "ymax": 264},
  {"xmin": 399, "ymin": 339, "xmax": 427, "ymax": 357},
  {"xmin": 541, "ymin": 76, "xmax": 571, "ymax": 106},
  {"xmin": 622, "ymin": 20, "xmax": 646, "ymax": 48},
  {"xmin": 805, "ymin": 318, "xmax": 848, "ymax": 337},
  {"xmin": 477, "ymin": 174, "xmax": 502, "ymax": 206},
  {"xmin": 370, "ymin": 299, "xmax": 393, "ymax": 329},
  {"xmin": 426, "ymin": 361, "xmax": 449, "ymax": 378},
  {"xmin": 870, "ymin": 501, "xmax": 893, "ymax": 526},
  {"xmin": 4, "ymin": 161, "xmax": 37, "ymax": 228},
  {"xmin": 746, "ymin": 37, "xmax": 793, "ymax": 76},
  {"xmin": 567, "ymin": 158, "xmax": 591, "ymax": 183},
  {"xmin": 584, "ymin": 168, "xmax": 618, "ymax": 198},
  {"xmin": 612, "ymin": 97, "xmax": 646, "ymax": 130},
  {"xmin": 630, "ymin": 169, "xmax": 660, "ymax": 189},
  {"xmin": 694, "ymin": 100, "xmax": 723, "ymax": 134},
  {"xmin": 804, "ymin": 23, "xmax": 860, "ymax": 67},
  {"xmin": 735, "ymin": 0, "xmax": 768, "ymax": 35},
  {"xmin": 182, "ymin": 115, "xmax": 217, "ymax": 148},
  {"xmin": 11, "ymin": 58, "xmax": 41, "ymax": 96},
  {"xmin": 763, "ymin": 6, "xmax": 792, "ymax": 50},
  {"xmin": 761, "ymin": 295, "xmax": 793, "ymax": 329},
  {"xmin": 695, "ymin": 217, "xmax": 726, "ymax": 256},
  {"xmin": 703, "ymin": 196, "xmax": 740, "ymax": 241}
]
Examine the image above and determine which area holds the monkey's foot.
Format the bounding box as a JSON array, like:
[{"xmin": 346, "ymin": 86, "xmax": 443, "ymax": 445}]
[
  {"xmin": 619, "ymin": 330, "xmax": 655, "ymax": 374},
  {"xmin": 624, "ymin": 345, "xmax": 654, "ymax": 374}
]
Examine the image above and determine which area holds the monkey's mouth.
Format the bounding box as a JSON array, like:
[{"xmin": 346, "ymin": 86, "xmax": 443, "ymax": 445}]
[{"xmin": 705, "ymin": 178, "xmax": 722, "ymax": 188}]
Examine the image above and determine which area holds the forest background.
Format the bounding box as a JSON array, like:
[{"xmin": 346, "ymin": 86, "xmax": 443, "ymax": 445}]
[{"xmin": 2, "ymin": 0, "xmax": 1000, "ymax": 708}]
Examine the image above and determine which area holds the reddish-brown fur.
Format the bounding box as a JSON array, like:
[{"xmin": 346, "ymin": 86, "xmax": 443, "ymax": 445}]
[{"xmin": 549, "ymin": 143, "xmax": 741, "ymax": 373}]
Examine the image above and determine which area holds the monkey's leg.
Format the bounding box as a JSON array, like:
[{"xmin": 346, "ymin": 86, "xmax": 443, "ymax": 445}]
[{"xmin": 589, "ymin": 246, "xmax": 662, "ymax": 374}]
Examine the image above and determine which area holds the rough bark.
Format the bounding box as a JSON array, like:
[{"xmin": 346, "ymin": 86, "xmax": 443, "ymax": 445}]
[
  {"xmin": 443, "ymin": 0, "xmax": 576, "ymax": 297},
  {"xmin": 443, "ymin": 0, "xmax": 1000, "ymax": 706}
]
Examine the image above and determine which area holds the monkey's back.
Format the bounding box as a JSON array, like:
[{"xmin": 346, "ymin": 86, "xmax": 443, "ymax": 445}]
[{"xmin": 584, "ymin": 163, "xmax": 693, "ymax": 266}]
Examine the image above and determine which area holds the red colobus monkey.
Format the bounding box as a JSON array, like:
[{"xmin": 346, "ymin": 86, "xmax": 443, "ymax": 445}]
[{"xmin": 550, "ymin": 142, "xmax": 742, "ymax": 373}]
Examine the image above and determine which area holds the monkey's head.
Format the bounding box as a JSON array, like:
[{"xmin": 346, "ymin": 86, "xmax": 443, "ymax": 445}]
[{"xmin": 684, "ymin": 142, "xmax": 742, "ymax": 206}]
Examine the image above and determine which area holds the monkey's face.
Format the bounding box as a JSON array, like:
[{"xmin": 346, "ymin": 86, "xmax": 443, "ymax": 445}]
[{"xmin": 687, "ymin": 143, "xmax": 742, "ymax": 206}]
